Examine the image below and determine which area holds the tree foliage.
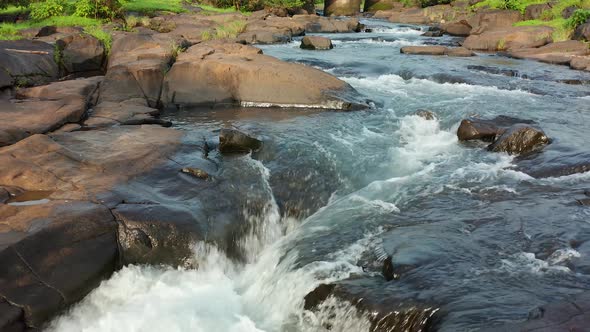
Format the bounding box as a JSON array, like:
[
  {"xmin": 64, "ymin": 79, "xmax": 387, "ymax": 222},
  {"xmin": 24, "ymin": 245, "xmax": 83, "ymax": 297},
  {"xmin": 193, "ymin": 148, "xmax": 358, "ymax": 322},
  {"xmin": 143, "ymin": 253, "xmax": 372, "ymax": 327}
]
[{"xmin": 74, "ymin": 0, "xmax": 122, "ymax": 20}]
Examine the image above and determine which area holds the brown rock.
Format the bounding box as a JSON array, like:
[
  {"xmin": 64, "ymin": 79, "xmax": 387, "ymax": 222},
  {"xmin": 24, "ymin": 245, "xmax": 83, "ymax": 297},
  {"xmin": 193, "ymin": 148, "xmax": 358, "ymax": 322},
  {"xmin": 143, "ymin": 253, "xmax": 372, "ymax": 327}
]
[
  {"xmin": 292, "ymin": 15, "xmax": 361, "ymax": 33},
  {"xmin": 324, "ymin": 0, "xmax": 361, "ymax": 16},
  {"xmin": 219, "ymin": 128, "xmax": 262, "ymax": 154},
  {"xmin": 508, "ymin": 40, "xmax": 590, "ymax": 65},
  {"xmin": 364, "ymin": 0, "xmax": 396, "ymax": 12},
  {"xmin": 162, "ymin": 42, "xmax": 363, "ymax": 110},
  {"xmin": 457, "ymin": 116, "xmax": 535, "ymax": 142},
  {"xmin": 524, "ymin": 3, "xmax": 552, "ymax": 21},
  {"xmin": 573, "ymin": 22, "xmax": 590, "ymax": 42},
  {"xmin": 300, "ymin": 36, "xmax": 333, "ymax": 50},
  {"xmin": 488, "ymin": 124, "xmax": 550, "ymax": 155},
  {"xmin": 415, "ymin": 109, "xmax": 437, "ymax": 120},
  {"xmin": 442, "ymin": 20, "xmax": 472, "ymax": 36},
  {"xmin": 0, "ymin": 77, "xmax": 102, "ymax": 147},
  {"xmin": 463, "ymin": 26, "xmax": 553, "ymax": 51},
  {"xmin": 570, "ymin": 56, "xmax": 590, "ymax": 71},
  {"xmin": 445, "ymin": 47, "xmax": 475, "ymax": 56},
  {"xmin": 401, "ymin": 45, "xmax": 447, "ymax": 55},
  {"xmin": 468, "ymin": 9, "xmax": 522, "ymax": 34}
]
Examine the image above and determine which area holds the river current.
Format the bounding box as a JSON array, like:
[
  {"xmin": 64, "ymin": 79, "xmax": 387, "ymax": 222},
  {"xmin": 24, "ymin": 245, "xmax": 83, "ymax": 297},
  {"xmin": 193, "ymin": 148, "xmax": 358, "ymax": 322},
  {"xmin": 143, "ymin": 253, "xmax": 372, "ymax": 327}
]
[{"xmin": 47, "ymin": 19, "xmax": 590, "ymax": 331}]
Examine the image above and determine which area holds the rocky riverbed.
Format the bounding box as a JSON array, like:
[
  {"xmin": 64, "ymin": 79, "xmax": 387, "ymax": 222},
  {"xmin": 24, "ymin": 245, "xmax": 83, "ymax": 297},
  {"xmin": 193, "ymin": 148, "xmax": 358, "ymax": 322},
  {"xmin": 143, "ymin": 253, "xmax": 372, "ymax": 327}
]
[{"xmin": 1, "ymin": 4, "xmax": 590, "ymax": 332}]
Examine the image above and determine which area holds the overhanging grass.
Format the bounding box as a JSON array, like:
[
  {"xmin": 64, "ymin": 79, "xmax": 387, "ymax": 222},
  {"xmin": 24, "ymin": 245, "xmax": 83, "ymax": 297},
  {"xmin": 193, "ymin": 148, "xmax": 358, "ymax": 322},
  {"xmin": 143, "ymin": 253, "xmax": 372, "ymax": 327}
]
[
  {"xmin": 0, "ymin": 5, "xmax": 29, "ymax": 15},
  {"xmin": 0, "ymin": 16, "xmax": 103, "ymax": 41},
  {"xmin": 122, "ymin": 0, "xmax": 186, "ymax": 14},
  {"xmin": 198, "ymin": 4, "xmax": 240, "ymax": 13},
  {"xmin": 515, "ymin": 18, "xmax": 572, "ymax": 41}
]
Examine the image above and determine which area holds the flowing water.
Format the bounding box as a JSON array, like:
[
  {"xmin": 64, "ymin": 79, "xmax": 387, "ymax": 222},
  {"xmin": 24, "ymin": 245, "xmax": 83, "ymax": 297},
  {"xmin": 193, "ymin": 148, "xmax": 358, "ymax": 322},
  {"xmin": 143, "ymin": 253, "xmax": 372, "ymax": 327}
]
[{"xmin": 48, "ymin": 19, "xmax": 590, "ymax": 331}]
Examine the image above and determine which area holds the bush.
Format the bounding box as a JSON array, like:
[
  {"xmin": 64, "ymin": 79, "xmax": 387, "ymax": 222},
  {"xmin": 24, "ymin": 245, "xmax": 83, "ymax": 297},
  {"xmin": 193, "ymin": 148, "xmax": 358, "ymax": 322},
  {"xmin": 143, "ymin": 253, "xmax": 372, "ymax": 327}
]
[
  {"xmin": 566, "ymin": 9, "xmax": 590, "ymax": 28},
  {"xmin": 0, "ymin": 0, "xmax": 30, "ymax": 10},
  {"xmin": 29, "ymin": 0, "xmax": 67, "ymax": 20},
  {"xmin": 74, "ymin": 0, "xmax": 122, "ymax": 20}
]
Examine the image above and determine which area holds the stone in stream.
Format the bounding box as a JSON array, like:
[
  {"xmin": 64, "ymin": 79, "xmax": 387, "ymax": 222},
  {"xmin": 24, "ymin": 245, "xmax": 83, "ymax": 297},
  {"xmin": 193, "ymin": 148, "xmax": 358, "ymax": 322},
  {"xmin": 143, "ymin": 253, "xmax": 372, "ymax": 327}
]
[
  {"xmin": 457, "ymin": 116, "xmax": 535, "ymax": 142},
  {"xmin": 487, "ymin": 124, "xmax": 550, "ymax": 155},
  {"xmin": 304, "ymin": 281, "xmax": 441, "ymax": 331},
  {"xmin": 516, "ymin": 151, "xmax": 590, "ymax": 178},
  {"xmin": 508, "ymin": 40, "xmax": 590, "ymax": 65},
  {"xmin": 180, "ymin": 167, "xmax": 210, "ymax": 180},
  {"xmin": 415, "ymin": 109, "xmax": 437, "ymax": 120},
  {"xmin": 300, "ymin": 36, "xmax": 334, "ymax": 50},
  {"xmin": 570, "ymin": 56, "xmax": 590, "ymax": 71},
  {"xmin": 462, "ymin": 26, "xmax": 553, "ymax": 51},
  {"xmin": 422, "ymin": 29, "xmax": 444, "ymax": 37},
  {"xmin": 219, "ymin": 128, "xmax": 263, "ymax": 154},
  {"xmin": 162, "ymin": 42, "xmax": 366, "ymax": 110},
  {"xmin": 401, "ymin": 46, "xmax": 474, "ymax": 57},
  {"xmin": 441, "ymin": 20, "xmax": 472, "ymax": 36}
]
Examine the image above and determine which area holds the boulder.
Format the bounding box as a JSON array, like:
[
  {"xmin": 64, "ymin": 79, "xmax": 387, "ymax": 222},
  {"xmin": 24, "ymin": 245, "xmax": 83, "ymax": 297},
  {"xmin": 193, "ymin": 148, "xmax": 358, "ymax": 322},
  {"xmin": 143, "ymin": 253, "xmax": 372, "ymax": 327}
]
[
  {"xmin": 304, "ymin": 281, "xmax": 441, "ymax": 331},
  {"xmin": 422, "ymin": 29, "xmax": 444, "ymax": 37},
  {"xmin": 415, "ymin": 109, "xmax": 437, "ymax": 120},
  {"xmin": 0, "ymin": 40, "xmax": 58, "ymax": 88},
  {"xmin": 0, "ymin": 126, "xmax": 182, "ymax": 201},
  {"xmin": 395, "ymin": 8, "xmax": 430, "ymax": 24},
  {"xmin": 401, "ymin": 45, "xmax": 446, "ymax": 55},
  {"xmin": 517, "ymin": 152, "xmax": 590, "ymax": 178},
  {"xmin": 457, "ymin": 116, "xmax": 535, "ymax": 142},
  {"xmin": 562, "ymin": 6, "xmax": 577, "ymax": 19},
  {"xmin": 0, "ymin": 201, "xmax": 118, "ymax": 330},
  {"xmin": 55, "ymin": 33, "xmax": 106, "ymax": 75},
  {"xmin": 292, "ymin": 15, "xmax": 361, "ymax": 33},
  {"xmin": 488, "ymin": 124, "xmax": 550, "ymax": 155},
  {"xmin": 0, "ymin": 77, "xmax": 102, "ymax": 147},
  {"xmin": 570, "ymin": 56, "xmax": 590, "ymax": 71},
  {"xmin": 442, "ymin": 20, "xmax": 472, "ymax": 36},
  {"xmin": 508, "ymin": 40, "xmax": 590, "ymax": 65},
  {"xmin": 524, "ymin": 3, "xmax": 552, "ymax": 21},
  {"xmin": 467, "ymin": 9, "xmax": 522, "ymax": 34},
  {"xmin": 300, "ymin": 36, "xmax": 334, "ymax": 50},
  {"xmin": 573, "ymin": 22, "xmax": 590, "ymax": 42},
  {"xmin": 483, "ymin": 291, "xmax": 590, "ymax": 331},
  {"xmin": 462, "ymin": 26, "xmax": 553, "ymax": 51},
  {"xmin": 219, "ymin": 128, "xmax": 263, "ymax": 154},
  {"xmin": 324, "ymin": 0, "xmax": 362, "ymax": 16},
  {"xmin": 401, "ymin": 46, "xmax": 474, "ymax": 56},
  {"xmin": 162, "ymin": 42, "xmax": 364, "ymax": 110}
]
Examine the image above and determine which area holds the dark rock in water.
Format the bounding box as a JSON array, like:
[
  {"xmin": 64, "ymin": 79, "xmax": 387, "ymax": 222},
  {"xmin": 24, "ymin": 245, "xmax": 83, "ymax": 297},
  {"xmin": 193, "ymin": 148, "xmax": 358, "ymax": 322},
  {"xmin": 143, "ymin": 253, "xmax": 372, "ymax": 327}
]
[
  {"xmin": 517, "ymin": 152, "xmax": 590, "ymax": 178},
  {"xmin": 219, "ymin": 128, "xmax": 262, "ymax": 154},
  {"xmin": 415, "ymin": 109, "xmax": 437, "ymax": 120},
  {"xmin": 114, "ymin": 203, "xmax": 204, "ymax": 267},
  {"xmin": 457, "ymin": 116, "xmax": 535, "ymax": 142},
  {"xmin": 488, "ymin": 124, "xmax": 550, "ymax": 155},
  {"xmin": 304, "ymin": 280, "xmax": 441, "ymax": 331},
  {"xmin": 180, "ymin": 167, "xmax": 209, "ymax": 180},
  {"xmin": 483, "ymin": 291, "xmax": 590, "ymax": 331},
  {"xmin": 577, "ymin": 198, "xmax": 590, "ymax": 206},
  {"xmin": 422, "ymin": 30, "xmax": 443, "ymax": 37},
  {"xmin": 364, "ymin": 28, "xmax": 373, "ymax": 33},
  {"xmin": 382, "ymin": 256, "xmax": 417, "ymax": 281},
  {"xmin": 300, "ymin": 36, "xmax": 333, "ymax": 50},
  {"xmin": 467, "ymin": 65, "xmax": 526, "ymax": 78}
]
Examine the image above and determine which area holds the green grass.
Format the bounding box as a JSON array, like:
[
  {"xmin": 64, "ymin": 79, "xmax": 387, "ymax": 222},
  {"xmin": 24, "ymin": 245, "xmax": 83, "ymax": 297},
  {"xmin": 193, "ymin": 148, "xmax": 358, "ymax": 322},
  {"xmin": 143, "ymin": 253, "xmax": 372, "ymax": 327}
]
[
  {"xmin": 515, "ymin": 18, "xmax": 571, "ymax": 41},
  {"xmin": 0, "ymin": 5, "xmax": 29, "ymax": 15},
  {"xmin": 122, "ymin": 0, "xmax": 186, "ymax": 14},
  {"xmin": 198, "ymin": 4, "xmax": 240, "ymax": 13},
  {"xmin": 202, "ymin": 19, "xmax": 247, "ymax": 40},
  {"xmin": 0, "ymin": 16, "xmax": 102, "ymax": 40},
  {"xmin": 84, "ymin": 25, "xmax": 112, "ymax": 54}
]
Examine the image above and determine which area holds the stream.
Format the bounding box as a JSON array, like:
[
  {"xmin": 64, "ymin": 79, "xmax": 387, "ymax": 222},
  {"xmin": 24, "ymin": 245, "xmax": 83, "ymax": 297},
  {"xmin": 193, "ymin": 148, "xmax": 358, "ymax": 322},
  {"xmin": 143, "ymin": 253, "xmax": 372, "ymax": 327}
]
[{"xmin": 47, "ymin": 19, "xmax": 590, "ymax": 332}]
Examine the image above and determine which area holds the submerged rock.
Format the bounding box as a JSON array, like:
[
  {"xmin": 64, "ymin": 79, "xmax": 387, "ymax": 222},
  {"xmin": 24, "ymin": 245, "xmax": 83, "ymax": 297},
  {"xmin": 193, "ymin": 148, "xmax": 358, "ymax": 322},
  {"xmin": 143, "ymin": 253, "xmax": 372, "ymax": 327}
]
[
  {"xmin": 219, "ymin": 128, "xmax": 263, "ymax": 154},
  {"xmin": 300, "ymin": 36, "xmax": 333, "ymax": 50},
  {"xmin": 180, "ymin": 167, "xmax": 210, "ymax": 180},
  {"xmin": 487, "ymin": 124, "xmax": 550, "ymax": 155},
  {"xmin": 415, "ymin": 109, "xmax": 437, "ymax": 120},
  {"xmin": 401, "ymin": 46, "xmax": 474, "ymax": 57},
  {"xmin": 457, "ymin": 116, "xmax": 535, "ymax": 142},
  {"xmin": 304, "ymin": 281, "xmax": 441, "ymax": 331}
]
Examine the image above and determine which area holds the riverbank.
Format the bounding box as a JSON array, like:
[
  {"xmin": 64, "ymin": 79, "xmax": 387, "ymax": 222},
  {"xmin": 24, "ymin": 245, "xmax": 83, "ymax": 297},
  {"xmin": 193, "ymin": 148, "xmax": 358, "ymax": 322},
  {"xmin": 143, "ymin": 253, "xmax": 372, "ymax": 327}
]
[{"xmin": 1, "ymin": 3, "xmax": 590, "ymax": 332}]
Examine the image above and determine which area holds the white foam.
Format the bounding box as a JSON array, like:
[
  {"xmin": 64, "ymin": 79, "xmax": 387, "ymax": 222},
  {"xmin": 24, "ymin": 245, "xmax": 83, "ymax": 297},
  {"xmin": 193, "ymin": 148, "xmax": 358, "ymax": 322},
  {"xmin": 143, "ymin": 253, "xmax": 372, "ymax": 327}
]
[
  {"xmin": 500, "ymin": 252, "xmax": 573, "ymax": 275},
  {"xmin": 343, "ymin": 74, "xmax": 537, "ymax": 98},
  {"xmin": 331, "ymin": 38, "xmax": 424, "ymax": 47}
]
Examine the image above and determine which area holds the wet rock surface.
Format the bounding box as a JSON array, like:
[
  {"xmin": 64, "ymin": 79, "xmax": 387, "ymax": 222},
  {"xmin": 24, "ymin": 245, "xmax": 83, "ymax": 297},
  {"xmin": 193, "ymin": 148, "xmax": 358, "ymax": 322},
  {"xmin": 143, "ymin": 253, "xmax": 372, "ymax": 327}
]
[
  {"xmin": 488, "ymin": 124, "xmax": 550, "ymax": 155},
  {"xmin": 300, "ymin": 36, "xmax": 334, "ymax": 50}
]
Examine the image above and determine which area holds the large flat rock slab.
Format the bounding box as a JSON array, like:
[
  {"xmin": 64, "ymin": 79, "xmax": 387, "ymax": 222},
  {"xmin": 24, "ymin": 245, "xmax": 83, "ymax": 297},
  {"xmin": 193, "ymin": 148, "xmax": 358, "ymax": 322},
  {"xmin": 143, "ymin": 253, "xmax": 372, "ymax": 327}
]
[
  {"xmin": 162, "ymin": 42, "xmax": 364, "ymax": 110},
  {"xmin": 508, "ymin": 40, "xmax": 590, "ymax": 65},
  {"xmin": 0, "ymin": 77, "xmax": 102, "ymax": 147},
  {"xmin": 463, "ymin": 26, "xmax": 553, "ymax": 51}
]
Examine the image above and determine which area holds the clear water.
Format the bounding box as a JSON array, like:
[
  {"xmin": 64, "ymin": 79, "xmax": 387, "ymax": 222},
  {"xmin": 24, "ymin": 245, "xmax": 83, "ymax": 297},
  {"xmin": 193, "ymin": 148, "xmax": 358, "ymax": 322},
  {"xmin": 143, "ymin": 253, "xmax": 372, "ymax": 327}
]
[{"xmin": 48, "ymin": 19, "xmax": 590, "ymax": 332}]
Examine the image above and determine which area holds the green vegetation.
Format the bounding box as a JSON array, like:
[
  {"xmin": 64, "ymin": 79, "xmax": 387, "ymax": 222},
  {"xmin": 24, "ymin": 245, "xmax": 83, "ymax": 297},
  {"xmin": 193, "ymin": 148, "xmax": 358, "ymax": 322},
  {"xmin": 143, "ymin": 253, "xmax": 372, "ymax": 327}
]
[
  {"xmin": 0, "ymin": 15, "xmax": 102, "ymax": 40},
  {"xmin": 515, "ymin": 18, "xmax": 570, "ymax": 41},
  {"xmin": 0, "ymin": 5, "xmax": 29, "ymax": 15},
  {"xmin": 84, "ymin": 25, "xmax": 112, "ymax": 53},
  {"xmin": 202, "ymin": 19, "xmax": 247, "ymax": 40},
  {"xmin": 121, "ymin": 0, "xmax": 185, "ymax": 15}
]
